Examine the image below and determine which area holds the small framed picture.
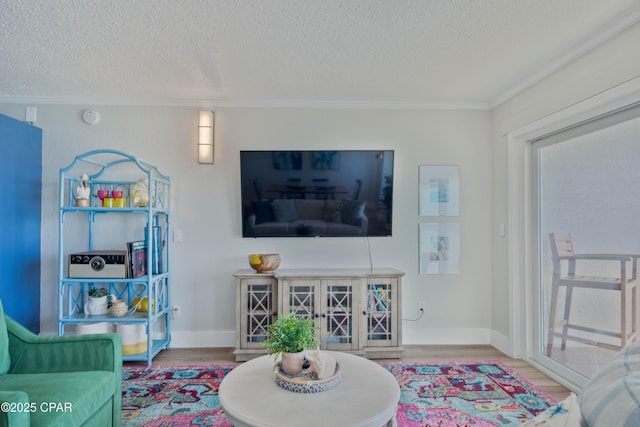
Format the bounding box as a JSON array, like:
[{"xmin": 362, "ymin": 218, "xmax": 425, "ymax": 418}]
[
  {"xmin": 419, "ymin": 223, "xmax": 460, "ymax": 274},
  {"xmin": 419, "ymin": 165, "xmax": 459, "ymax": 216}
]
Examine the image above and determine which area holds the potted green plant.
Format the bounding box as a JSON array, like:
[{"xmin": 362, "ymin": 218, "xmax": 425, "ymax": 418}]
[
  {"xmin": 86, "ymin": 287, "xmax": 112, "ymax": 315},
  {"xmin": 88, "ymin": 287, "xmax": 109, "ymax": 299},
  {"xmin": 263, "ymin": 312, "xmax": 319, "ymax": 375}
]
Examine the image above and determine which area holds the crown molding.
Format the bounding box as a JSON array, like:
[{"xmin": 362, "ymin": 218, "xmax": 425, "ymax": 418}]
[
  {"xmin": 0, "ymin": 95, "xmax": 491, "ymax": 111},
  {"xmin": 491, "ymin": 6, "xmax": 640, "ymax": 108},
  {"xmin": 207, "ymin": 98, "xmax": 492, "ymax": 110}
]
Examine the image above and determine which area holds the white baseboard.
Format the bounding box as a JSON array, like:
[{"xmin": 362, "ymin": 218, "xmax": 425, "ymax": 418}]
[
  {"xmin": 172, "ymin": 328, "xmax": 497, "ymax": 349},
  {"xmin": 402, "ymin": 328, "xmax": 492, "ymax": 345},
  {"xmin": 44, "ymin": 326, "xmax": 516, "ymax": 355},
  {"xmin": 170, "ymin": 330, "xmax": 236, "ymax": 348}
]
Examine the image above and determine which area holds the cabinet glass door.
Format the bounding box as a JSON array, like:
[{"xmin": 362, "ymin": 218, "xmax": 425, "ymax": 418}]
[
  {"xmin": 323, "ymin": 280, "xmax": 358, "ymax": 350},
  {"xmin": 366, "ymin": 280, "xmax": 396, "ymax": 346},
  {"xmin": 283, "ymin": 280, "xmax": 316, "ymax": 319},
  {"xmin": 243, "ymin": 279, "xmax": 277, "ymax": 348}
]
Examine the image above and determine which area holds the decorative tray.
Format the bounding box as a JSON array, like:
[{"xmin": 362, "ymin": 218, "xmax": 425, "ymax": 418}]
[{"xmin": 273, "ymin": 361, "xmax": 342, "ymax": 393}]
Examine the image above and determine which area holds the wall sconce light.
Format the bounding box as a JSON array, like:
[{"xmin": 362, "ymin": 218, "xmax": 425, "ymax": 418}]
[{"xmin": 198, "ymin": 110, "xmax": 214, "ymax": 164}]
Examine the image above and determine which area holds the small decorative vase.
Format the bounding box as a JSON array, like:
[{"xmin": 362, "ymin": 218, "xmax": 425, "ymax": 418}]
[
  {"xmin": 108, "ymin": 299, "xmax": 128, "ymax": 317},
  {"xmin": 75, "ymin": 198, "xmax": 90, "ymax": 207},
  {"xmin": 280, "ymin": 351, "xmax": 305, "ymax": 376}
]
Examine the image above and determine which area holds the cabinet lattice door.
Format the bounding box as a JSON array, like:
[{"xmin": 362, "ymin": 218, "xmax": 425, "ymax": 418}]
[
  {"xmin": 240, "ymin": 278, "xmax": 278, "ymax": 348},
  {"xmin": 283, "ymin": 280, "xmax": 316, "ymax": 318},
  {"xmin": 323, "ymin": 280, "xmax": 359, "ymax": 350},
  {"xmin": 366, "ymin": 279, "xmax": 397, "ymax": 347},
  {"xmin": 281, "ymin": 278, "xmax": 359, "ymax": 351}
]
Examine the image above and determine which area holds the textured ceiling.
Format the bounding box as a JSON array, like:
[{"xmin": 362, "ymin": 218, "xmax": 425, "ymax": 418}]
[{"xmin": 1, "ymin": 0, "xmax": 639, "ymax": 107}]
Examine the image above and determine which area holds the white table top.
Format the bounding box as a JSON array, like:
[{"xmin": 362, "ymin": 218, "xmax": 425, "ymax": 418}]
[{"xmin": 219, "ymin": 351, "xmax": 400, "ymax": 427}]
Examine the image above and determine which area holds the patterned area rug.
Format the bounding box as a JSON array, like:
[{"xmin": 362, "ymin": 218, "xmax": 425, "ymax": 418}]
[{"xmin": 122, "ymin": 359, "xmax": 555, "ymax": 426}]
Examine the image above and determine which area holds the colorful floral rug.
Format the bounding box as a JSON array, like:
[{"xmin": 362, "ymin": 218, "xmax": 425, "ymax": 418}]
[{"xmin": 122, "ymin": 359, "xmax": 556, "ymax": 426}]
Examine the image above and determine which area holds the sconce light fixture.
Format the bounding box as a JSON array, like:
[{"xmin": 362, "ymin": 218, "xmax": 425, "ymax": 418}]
[{"xmin": 198, "ymin": 110, "xmax": 214, "ymax": 164}]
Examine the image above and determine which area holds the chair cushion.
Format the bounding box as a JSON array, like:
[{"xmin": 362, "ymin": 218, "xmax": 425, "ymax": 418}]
[
  {"xmin": 326, "ymin": 222, "xmax": 363, "ymax": 235},
  {"xmin": 580, "ymin": 341, "xmax": 640, "ymax": 427},
  {"xmin": 0, "ymin": 371, "xmax": 114, "ymax": 426},
  {"xmin": 290, "ymin": 219, "xmax": 327, "ymax": 235},
  {"xmin": 0, "ymin": 300, "xmax": 10, "ymax": 374},
  {"xmin": 252, "ymin": 222, "xmax": 291, "ymax": 235}
]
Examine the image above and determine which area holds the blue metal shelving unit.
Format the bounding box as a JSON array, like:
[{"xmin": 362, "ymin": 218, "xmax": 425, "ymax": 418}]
[{"xmin": 58, "ymin": 149, "xmax": 171, "ymax": 365}]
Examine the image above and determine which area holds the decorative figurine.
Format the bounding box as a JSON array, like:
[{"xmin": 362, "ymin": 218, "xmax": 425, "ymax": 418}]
[
  {"xmin": 130, "ymin": 178, "xmax": 149, "ymax": 207},
  {"xmin": 303, "ymin": 347, "xmax": 337, "ymax": 380},
  {"xmin": 75, "ymin": 174, "xmax": 90, "ymax": 207}
]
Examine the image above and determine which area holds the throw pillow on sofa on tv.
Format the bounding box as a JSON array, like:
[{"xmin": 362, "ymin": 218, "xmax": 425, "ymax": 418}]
[
  {"xmin": 324, "ymin": 200, "xmax": 342, "ymax": 223},
  {"xmin": 341, "ymin": 200, "xmax": 365, "ymax": 225},
  {"xmin": 271, "ymin": 199, "xmax": 299, "ymax": 222},
  {"xmin": 251, "ymin": 200, "xmax": 275, "ymax": 224}
]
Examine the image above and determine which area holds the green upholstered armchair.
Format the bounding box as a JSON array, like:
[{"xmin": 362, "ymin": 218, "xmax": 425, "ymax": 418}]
[{"xmin": 0, "ymin": 299, "xmax": 122, "ymax": 427}]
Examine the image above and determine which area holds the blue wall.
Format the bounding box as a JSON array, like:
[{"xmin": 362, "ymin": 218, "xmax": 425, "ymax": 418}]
[{"xmin": 0, "ymin": 114, "xmax": 42, "ymax": 332}]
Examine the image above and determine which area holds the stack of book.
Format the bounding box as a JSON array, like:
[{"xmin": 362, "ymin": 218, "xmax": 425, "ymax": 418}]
[{"xmin": 126, "ymin": 240, "xmax": 147, "ymax": 278}]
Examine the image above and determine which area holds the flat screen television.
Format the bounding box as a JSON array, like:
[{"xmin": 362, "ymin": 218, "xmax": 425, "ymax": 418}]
[{"xmin": 240, "ymin": 150, "xmax": 394, "ymax": 237}]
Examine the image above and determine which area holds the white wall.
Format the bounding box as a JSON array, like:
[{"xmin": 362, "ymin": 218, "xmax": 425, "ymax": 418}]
[
  {"xmin": 491, "ymin": 21, "xmax": 640, "ymax": 352},
  {"xmin": 0, "ymin": 104, "xmax": 492, "ymax": 346}
]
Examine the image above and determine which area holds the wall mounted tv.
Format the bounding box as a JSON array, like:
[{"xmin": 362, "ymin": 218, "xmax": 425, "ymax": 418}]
[{"xmin": 240, "ymin": 150, "xmax": 394, "ymax": 238}]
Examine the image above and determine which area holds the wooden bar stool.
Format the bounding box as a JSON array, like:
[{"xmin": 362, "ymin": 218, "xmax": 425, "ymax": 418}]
[{"xmin": 547, "ymin": 233, "xmax": 639, "ymax": 355}]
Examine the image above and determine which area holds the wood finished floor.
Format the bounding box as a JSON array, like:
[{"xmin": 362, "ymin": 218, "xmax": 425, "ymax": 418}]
[{"xmin": 125, "ymin": 345, "xmax": 571, "ymax": 401}]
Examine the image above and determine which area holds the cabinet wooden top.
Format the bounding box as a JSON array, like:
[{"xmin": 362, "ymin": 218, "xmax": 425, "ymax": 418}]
[{"xmin": 233, "ymin": 268, "xmax": 404, "ymax": 278}]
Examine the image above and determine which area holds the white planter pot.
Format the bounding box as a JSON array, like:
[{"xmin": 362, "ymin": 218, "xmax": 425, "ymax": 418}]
[
  {"xmin": 76, "ymin": 322, "xmax": 115, "ymax": 334},
  {"xmin": 117, "ymin": 323, "xmax": 147, "ymax": 355},
  {"xmin": 85, "ymin": 294, "xmax": 115, "ymax": 315}
]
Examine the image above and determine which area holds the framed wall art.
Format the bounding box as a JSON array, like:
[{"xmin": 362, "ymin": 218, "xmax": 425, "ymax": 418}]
[
  {"xmin": 419, "ymin": 165, "xmax": 459, "ymax": 216},
  {"xmin": 273, "ymin": 151, "xmax": 302, "ymax": 170},
  {"xmin": 312, "ymin": 151, "xmax": 340, "ymax": 169},
  {"xmin": 419, "ymin": 223, "xmax": 460, "ymax": 274}
]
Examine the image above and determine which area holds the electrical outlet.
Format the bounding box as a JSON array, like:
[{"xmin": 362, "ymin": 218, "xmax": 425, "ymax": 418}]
[{"xmin": 171, "ymin": 305, "xmax": 181, "ymax": 319}]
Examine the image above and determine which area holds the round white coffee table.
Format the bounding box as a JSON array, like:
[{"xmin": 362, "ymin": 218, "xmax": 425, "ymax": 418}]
[{"xmin": 219, "ymin": 351, "xmax": 399, "ymax": 427}]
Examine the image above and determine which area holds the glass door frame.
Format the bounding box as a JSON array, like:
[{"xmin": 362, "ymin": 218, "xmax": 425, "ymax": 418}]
[{"xmin": 506, "ymin": 76, "xmax": 640, "ymax": 392}]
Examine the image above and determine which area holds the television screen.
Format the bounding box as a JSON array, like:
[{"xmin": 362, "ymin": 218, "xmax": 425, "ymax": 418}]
[{"xmin": 240, "ymin": 150, "xmax": 394, "ymax": 237}]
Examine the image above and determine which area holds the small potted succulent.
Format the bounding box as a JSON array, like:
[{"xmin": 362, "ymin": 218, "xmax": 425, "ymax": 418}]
[
  {"xmin": 86, "ymin": 287, "xmax": 112, "ymax": 315},
  {"xmin": 263, "ymin": 312, "xmax": 319, "ymax": 375}
]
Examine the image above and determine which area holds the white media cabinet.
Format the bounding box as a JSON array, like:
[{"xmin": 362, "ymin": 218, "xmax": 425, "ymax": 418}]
[{"xmin": 233, "ymin": 268, "xmax": 404, "ymax": 361}]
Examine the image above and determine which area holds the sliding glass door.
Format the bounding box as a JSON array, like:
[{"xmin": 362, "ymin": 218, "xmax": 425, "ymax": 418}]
[{"xmin": 531, "ymin": 106, "xmax": 640, "ymax": 384}]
